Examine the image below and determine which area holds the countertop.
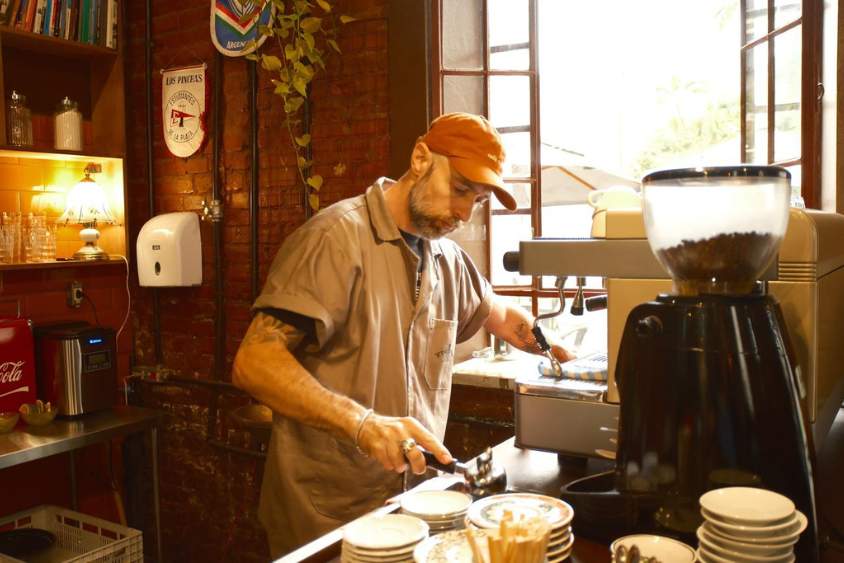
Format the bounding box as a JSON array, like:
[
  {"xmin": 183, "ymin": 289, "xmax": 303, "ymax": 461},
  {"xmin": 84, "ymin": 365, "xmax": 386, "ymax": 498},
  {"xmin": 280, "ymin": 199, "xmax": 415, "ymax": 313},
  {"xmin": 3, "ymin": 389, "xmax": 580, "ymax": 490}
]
[{"xmin": 277, "ymin": 406, "xmax": 844, "ymax": 562}]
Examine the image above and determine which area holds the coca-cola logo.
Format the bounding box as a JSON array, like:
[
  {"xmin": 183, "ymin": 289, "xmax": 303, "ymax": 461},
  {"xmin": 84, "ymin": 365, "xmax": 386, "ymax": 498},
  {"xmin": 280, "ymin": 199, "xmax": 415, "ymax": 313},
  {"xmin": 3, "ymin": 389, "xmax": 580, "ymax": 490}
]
[{"xmin": 0, "ymin": 361, "xmax": 25, "ymax": 384}]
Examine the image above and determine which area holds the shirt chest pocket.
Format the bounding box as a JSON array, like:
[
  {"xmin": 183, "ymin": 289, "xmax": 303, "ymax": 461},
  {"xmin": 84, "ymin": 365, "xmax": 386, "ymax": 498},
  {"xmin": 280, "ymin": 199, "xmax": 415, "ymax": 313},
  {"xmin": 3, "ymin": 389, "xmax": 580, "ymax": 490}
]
[{"xmin": 422, "ymin": 318, "xmax": 458, "ymax": 390}]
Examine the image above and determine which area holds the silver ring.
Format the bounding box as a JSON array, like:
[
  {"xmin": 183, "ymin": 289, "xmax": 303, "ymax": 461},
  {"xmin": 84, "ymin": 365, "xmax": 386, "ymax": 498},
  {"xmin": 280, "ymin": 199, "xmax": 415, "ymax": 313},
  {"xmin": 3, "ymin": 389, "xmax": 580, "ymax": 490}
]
[{"xmin": 400, "ymin": 438, "xmax": 417, "ymax": 455}]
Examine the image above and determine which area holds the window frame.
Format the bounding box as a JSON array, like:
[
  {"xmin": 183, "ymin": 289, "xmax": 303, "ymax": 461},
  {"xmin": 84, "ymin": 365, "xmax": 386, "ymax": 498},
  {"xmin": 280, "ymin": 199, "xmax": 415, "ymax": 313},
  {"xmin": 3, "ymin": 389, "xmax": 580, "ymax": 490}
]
[{"xmin": 432, "ymin": 0, "xmax": 824, "ymax": 315}]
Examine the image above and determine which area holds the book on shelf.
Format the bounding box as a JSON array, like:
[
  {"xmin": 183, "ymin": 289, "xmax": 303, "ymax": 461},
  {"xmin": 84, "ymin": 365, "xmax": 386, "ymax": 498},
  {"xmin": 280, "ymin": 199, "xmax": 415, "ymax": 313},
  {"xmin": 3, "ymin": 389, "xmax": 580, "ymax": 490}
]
[{"xmin": 0, "ymin": 0, "xmax": 17, "ymax": 26}]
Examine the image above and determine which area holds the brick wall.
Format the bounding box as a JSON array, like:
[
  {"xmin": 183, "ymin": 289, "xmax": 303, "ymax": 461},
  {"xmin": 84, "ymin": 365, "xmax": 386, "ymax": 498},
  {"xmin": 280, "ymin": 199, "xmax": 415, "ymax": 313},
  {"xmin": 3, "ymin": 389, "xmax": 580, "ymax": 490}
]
[{"xmin": 121, "ymin": 0, "xmax": 390, "ymax": 561}]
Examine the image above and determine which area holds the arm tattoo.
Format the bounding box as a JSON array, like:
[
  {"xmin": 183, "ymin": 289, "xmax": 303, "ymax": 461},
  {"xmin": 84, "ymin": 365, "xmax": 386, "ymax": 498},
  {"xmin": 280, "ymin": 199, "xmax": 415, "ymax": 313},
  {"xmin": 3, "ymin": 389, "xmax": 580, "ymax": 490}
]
[
  {"xmin": 240, "ymin": 311, "xmax": 307, "ymax": 352},
  {"xmin": 514, "ymin": 320, "xmax": 542, "ymax": 354}
]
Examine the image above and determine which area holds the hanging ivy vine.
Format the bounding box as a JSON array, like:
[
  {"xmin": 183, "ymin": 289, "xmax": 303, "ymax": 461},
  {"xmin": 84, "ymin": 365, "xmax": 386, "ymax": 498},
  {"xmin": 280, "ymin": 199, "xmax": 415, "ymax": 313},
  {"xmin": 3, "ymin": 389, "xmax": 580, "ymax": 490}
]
[{"xmin": 242, "ymin": 0, "xmax": 356, "ymax": 212}]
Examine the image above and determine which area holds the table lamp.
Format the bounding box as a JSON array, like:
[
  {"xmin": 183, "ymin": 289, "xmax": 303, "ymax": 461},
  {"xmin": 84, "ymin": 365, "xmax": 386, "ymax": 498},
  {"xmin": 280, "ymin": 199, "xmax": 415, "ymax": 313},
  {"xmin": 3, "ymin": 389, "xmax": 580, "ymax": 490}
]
[{"xmin": 56, "ymin": 163, "xmax": 116, "ymax": 261}]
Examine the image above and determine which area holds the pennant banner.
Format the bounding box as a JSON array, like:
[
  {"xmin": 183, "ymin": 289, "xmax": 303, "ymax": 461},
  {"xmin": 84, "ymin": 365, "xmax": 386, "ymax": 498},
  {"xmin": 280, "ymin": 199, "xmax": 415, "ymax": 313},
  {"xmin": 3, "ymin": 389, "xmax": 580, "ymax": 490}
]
[
  {"xmin": 211, "ymin": 0, "xmax": 274, "ymax": 57},
  {"xmin": 161, "ymin": 64, "xmax": 208, "ymax": 158}
]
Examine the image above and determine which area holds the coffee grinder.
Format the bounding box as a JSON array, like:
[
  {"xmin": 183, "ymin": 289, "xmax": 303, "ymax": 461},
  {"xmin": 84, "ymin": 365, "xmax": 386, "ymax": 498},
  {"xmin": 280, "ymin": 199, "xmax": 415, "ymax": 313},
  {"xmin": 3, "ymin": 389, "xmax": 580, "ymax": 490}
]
[{"xmin": 612, "ymin": 166, "xmax": 819, "ymax": 560}]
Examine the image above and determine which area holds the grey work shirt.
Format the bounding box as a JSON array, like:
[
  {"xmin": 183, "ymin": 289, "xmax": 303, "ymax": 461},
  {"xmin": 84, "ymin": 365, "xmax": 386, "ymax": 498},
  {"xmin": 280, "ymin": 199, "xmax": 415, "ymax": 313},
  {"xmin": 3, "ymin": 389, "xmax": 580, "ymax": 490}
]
[{"xmin": 252, "ymin": 178, "xmax": 494, "ymax": 556}]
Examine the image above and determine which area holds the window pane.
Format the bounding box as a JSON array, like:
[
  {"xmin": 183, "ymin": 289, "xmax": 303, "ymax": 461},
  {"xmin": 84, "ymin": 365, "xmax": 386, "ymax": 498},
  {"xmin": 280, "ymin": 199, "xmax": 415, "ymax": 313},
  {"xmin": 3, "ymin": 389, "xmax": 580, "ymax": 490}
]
[
  {"xmin": 489, "ymin": 0, "xmax": 529, "ymax": 50},
  {"xmin": 745, "ymin": 43, "xmax": 769, "ymax": 164},
  {"xmin": 490, "ymin": 213, "xmax": 532, "ymax": 286},
  {"xmin": 443, "ymin": 75, "xmax": 485, "ymax": 115},
  {"xmin": 784, "ymin": 164, "xmax": 803, "ymax": 201},
  {"xmin": 490, "ymin": 48, "xmax": 530, "ymax": 71},
  {"xmin": 490, "ymin": 75, "xmax": 531, "ymax": 129},
  {"xmin": 443, "ymin": 0, "xmax": 483, "ymax": 70},
  {"xmin": 745, "ymin": 0, "xmax": 768, "ymax": 43},
  {"xmin": 538, "ymin": 0, "xmax": 740, "ymax": 181},
  {"xmin": 774, "ymin": 0, "xmax": 801, "ymax": 29},
  {"xmin": 448, "ymin": 200, "xmax": 488, "ymax": 277},
  {"xmin": 500, "ymin": 132, "xmax": 531, "ymax": 177},
  {"xmin": 774, "ymin": 28, "xmax": 801, "ymax": 163},
  {"xmin": 491, "ymin": 182, "xmax": 530, "ymax": 213}
]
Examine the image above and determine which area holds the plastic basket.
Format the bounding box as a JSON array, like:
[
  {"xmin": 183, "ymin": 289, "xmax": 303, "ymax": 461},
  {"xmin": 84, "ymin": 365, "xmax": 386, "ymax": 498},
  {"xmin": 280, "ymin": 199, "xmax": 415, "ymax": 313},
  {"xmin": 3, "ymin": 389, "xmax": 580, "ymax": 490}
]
[{"xmin": 0, "ymin": 505, "xmax": 143, "ymax": 563}]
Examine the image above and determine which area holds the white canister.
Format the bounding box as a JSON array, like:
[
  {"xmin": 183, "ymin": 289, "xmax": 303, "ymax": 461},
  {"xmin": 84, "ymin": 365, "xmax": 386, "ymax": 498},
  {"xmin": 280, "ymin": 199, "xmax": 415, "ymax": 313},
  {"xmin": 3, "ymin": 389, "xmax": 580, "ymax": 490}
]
[{"xmin": 54, "ymin": 97, "xmax": 83, "ymax": 151}]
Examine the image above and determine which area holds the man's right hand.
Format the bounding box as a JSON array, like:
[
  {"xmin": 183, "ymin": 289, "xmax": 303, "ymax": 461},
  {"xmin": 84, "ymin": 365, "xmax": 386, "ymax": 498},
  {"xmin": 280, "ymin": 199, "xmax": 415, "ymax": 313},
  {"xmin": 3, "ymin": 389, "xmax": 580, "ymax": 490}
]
[{"xmin": 356, "ymin": 411, "xmax": 452, "ymax": 476}]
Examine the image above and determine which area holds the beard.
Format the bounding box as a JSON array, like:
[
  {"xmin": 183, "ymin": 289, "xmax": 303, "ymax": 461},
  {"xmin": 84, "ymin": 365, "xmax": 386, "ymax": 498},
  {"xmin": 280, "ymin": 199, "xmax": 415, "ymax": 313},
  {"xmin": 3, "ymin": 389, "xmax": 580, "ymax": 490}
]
[{"xmin": 408, "ymin": 165, "xmax": 463, "ymax": 240}]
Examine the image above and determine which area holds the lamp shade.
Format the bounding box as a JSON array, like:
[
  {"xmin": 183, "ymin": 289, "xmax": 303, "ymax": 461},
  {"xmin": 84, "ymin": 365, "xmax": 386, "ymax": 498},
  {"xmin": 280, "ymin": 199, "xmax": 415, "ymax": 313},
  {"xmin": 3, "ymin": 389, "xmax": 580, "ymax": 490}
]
[{"xmin": 57, "ymin": 176, "xmax": 115, "ymax": 226}]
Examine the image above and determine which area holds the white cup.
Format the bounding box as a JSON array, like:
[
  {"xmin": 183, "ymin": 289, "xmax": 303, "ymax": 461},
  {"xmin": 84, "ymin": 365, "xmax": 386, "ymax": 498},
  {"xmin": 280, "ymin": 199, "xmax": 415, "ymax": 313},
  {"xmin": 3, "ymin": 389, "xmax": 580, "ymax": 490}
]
[{"xmin": 587, "ymin": 185, "xmax": 642, "ymax": 213}]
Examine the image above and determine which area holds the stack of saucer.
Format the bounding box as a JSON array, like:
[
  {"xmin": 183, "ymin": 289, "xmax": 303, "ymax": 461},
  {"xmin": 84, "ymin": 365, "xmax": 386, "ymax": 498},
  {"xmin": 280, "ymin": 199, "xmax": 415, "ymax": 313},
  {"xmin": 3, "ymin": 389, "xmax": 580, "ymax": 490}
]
[
  {"xmin": 400, "ymin": 490, "xmax": 473, "ymax": 534},
  {"xmin": 696, "ymin": 487, "xmax": 808, "ymax": 563},
  {"xmin": 342, "ymin": 514, "xmax": 429, "ymax": 563},
  {"xmin": 467, "ymin": 493, "xmax": 575, "ymax": 562}
]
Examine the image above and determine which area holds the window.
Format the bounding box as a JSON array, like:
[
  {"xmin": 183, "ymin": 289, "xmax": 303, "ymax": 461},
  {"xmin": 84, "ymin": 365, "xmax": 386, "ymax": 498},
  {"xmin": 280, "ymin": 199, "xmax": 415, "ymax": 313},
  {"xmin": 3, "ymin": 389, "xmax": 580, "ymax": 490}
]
[{"xmin": 434, "ymin": 0, "xmax": 823, "ymax": 356}]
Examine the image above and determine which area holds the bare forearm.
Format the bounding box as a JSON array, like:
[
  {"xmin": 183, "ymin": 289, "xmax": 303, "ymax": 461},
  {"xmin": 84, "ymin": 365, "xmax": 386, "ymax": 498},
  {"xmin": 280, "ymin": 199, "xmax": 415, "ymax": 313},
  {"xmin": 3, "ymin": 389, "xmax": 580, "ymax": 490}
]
[
  {"xmin": 232, "ymin": 314, "xmax": 364, "ymax": 442},
  {"xmin": 484, "ymin": 296, "xmax": 576, "ymax": 363}
]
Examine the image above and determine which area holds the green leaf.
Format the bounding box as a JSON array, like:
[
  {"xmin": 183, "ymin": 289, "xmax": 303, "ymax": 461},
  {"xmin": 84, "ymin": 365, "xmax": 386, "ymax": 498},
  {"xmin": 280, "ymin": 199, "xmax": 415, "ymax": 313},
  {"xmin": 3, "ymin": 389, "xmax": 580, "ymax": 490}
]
[
  {"xmin": 258, "ymin": 24, "xmax": 274, "ymax": 37},
  {"xmin": 272, "ymin": 80, "xmax": 290, "ymax": 95},
  {"xmin": 292, "ymin": 77, "xmax": 308, "ymax": 97},
  {"xmin": 279, "ymin": 28, "xmax": 290, "ymax": 39},
  {"xmin": 308, "ymin": 193, "xmax": 320, "ymax": 211},
  {"xmin": 271, "ymin": 0, "xmax": 285, "ymax": 11},
  {"xmin": 301, "ymin": 17, "xmax": 322, "ymax": 33},
  {"xmin": 245, "ymin": 53, "xmax": 259, "ymax": 61},
  {"xmin": 279, "ymin": 68, "xmax": 290, "ymax": 82},
  {"xmin": 316, "ymin": 0, "xmax": 331, "ymax": 12},
  {"xmin": 295, "ymin": 134, "xmax": 312, "ymax": 147},
  {"xmin": 307, "ymin": 175, "xmax": 323, "ymax": 190},
  {"xmin": 339, "ymin": 15, "xmax": 357, "ymax": 24},
  {"xmin": 327, "ymin": 39, "xmax": 341, "ymax": 54},
  {"xmin": 285, "ymin": 43, "xmax": 298, "ymax": 61},
  {"xmin": 262, "ymin": 55, "xmax": 283, "ymax": 71},
  {"xmin": 298, "ymin": 157, "xmax": 314, "ymax": 169},
  {"xmin": 303, "ymin": 32, "xmax": 316, "ymax": 51},
  {"xmin": 288, "ymin": 96, "xmax": 305, "ymax": 112}
]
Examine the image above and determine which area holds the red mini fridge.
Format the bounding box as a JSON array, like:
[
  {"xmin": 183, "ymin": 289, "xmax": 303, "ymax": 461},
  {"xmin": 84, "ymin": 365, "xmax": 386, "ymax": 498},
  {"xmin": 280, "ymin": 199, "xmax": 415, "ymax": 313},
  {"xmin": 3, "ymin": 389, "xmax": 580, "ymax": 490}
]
[{"xmin": 0, "ymin": 300, "xmax": 37, "ymax": 413}]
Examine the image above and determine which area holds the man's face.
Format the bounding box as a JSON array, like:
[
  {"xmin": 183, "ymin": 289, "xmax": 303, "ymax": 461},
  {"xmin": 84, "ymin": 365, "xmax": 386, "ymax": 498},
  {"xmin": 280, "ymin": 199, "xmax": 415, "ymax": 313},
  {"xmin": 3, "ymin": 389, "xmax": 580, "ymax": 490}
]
[{"xmin": 408, "ymin": 157, "xmax": 491, "ymax": 240}]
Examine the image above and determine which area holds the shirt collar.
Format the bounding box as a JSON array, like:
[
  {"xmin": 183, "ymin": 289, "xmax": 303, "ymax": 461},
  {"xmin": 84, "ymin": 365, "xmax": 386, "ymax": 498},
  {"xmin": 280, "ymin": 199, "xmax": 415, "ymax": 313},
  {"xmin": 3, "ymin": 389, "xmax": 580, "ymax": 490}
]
[{"xmin": 366, "ymin": 178, "xmax": 443, "ymax": 259}]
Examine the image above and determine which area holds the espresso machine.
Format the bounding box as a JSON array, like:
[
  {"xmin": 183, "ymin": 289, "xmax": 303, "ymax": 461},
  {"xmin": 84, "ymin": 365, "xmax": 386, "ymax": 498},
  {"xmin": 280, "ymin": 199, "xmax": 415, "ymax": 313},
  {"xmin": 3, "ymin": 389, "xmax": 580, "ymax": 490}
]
[{"xmin": 507, "ymin": 166, "xmax": 842, "ymax": 561}]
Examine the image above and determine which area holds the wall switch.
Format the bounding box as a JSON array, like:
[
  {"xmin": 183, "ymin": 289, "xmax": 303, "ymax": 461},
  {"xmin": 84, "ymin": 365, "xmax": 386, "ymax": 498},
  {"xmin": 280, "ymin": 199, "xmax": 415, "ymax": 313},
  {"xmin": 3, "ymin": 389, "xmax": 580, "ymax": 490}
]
[{"xmin": 67, "ymin": 281, "xmax": 83, "ymax": 308}]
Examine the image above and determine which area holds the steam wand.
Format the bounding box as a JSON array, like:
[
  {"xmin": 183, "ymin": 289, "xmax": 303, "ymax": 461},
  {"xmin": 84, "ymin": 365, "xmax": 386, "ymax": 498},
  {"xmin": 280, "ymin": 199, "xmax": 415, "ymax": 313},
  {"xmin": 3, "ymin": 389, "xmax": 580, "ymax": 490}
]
[{"xmin": 532, "ymin": 276, "xmax": 567, "ymax": 378}]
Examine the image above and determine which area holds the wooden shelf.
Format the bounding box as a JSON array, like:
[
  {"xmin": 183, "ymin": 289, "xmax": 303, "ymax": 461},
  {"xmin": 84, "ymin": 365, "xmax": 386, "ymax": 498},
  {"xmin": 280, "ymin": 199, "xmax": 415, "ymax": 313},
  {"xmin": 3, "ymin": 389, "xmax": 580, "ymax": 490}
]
[
  {"xmin": 0, "ymin": 257, "xmax": 127, "ymax": 271},
  {"xmin": 0, "ymin": 27, "xmax": 118, "ymax": 59},
  {"xmin": 0, "ymin": 145, "xmax": 124, "ymax": 160}
]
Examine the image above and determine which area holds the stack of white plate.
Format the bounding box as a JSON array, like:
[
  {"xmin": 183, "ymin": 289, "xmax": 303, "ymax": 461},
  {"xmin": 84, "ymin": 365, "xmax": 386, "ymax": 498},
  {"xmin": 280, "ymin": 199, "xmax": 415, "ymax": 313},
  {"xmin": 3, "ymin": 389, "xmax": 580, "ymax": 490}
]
[
  {"xmin": 695, "ymin": 487, "xmax": 808, "ymax": 563},
  {"xmin": 342, "ymin": 513, "xmax": 430, "ymax": 563},
  {"xmin": 401, "ymin": 490, "xmax": 473, "ymax": 534},
  {"xmin": 467, "ymin": 493, "xmax": 575, "ymax": 562}
]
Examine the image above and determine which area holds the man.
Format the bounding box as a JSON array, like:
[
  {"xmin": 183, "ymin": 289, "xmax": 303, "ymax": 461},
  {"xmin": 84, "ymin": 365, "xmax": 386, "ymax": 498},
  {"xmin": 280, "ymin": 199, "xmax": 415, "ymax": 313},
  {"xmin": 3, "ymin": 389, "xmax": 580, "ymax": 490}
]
[{"xmin": 232, "ymin": 112, "xmax": 574, "ymax": 557}]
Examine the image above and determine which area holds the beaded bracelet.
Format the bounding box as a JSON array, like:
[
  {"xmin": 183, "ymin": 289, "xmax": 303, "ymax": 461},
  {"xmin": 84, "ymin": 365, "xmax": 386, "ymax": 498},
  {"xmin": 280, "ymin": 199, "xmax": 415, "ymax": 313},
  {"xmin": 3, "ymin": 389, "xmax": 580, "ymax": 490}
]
[{"xmin": 354, "ymin": 408, "xmax": 373, "ymax": 455}]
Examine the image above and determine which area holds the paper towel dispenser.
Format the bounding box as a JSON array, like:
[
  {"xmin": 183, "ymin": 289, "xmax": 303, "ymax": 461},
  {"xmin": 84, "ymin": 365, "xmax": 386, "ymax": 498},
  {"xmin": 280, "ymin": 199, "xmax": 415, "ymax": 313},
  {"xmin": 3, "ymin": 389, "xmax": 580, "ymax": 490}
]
[{"xmin": 137, "ymin": 212, "xmax": 202, "ymax": 287}]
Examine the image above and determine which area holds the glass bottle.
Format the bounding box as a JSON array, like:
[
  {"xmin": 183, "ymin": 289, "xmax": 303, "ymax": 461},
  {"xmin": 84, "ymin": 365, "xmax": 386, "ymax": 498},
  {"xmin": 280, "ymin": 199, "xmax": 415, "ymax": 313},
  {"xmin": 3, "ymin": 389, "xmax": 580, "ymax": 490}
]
[
  {"xmin": 6, "ymin": 91, "xmax": 33, "ymax": 147},
  {"xmin": 54, "ymin": 97, "xmax": 83, "ymax": 151}
]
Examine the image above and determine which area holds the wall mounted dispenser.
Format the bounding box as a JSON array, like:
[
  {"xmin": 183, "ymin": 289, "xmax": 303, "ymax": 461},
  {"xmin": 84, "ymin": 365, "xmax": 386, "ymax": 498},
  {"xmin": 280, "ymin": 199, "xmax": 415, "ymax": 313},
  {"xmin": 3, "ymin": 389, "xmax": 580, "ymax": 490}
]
[{"xmin": 137, "ymin": 212, "xmax": 202, "ymax": 287}]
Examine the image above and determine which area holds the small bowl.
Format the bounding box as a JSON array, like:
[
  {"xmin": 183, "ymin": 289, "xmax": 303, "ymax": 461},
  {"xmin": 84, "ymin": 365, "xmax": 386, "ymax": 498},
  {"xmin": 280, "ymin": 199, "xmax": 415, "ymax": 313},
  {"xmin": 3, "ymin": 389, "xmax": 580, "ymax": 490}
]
[
  {"xmin": 19, "ymin": 404, "xmax": 59, "ymax": 426},
  {"xmin": 610, "ymin": 534, "xmax": 696, "ymax": 563},
  {"xmin": 0, "ymin": 412, "xmax": 19, "ymax": 433}
]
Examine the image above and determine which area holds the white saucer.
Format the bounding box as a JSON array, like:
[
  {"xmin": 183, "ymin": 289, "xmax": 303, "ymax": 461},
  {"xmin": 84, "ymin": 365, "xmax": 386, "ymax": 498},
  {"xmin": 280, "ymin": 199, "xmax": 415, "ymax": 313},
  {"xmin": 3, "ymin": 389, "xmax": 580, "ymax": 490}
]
[
  {"xmin": 697, "ymin": 526, "xmax": 793, "ymax": 558},
  {"xmin": 401, "ymin": 490, "xmax": 473, "ymax": 519},
  {"xmin": 697, "ymin": 528, "xmax": 794, "ymax": 562},
  {"xmin": 344, "ymin": 514, "xmax": 429, "ymax": 550},
  {"xmin": 468, "ymin": 493, "xmax": 574, "ymax": 530},
  {"xmin": 696, "ymin": 543, "xmax": 795, "ymax": 563},
  {"xmin": 699, "ymin": 488, "xmax": 795, "ymax": 526},
  {"xmin": 703, "ymin": 508, "xmax": 806, "ymax": 540},
  {"xmin": 700, "ymin": 521, "xmax": 799, "ymax": 550},
  {"xmin": 413, "ymin": 528, "xmax": 495, "ymax": 563}
]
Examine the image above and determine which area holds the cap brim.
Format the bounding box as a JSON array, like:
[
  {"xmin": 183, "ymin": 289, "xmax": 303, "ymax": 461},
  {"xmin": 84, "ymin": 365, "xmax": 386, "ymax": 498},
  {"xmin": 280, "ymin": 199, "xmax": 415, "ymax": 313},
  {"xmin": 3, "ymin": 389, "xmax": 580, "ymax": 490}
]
[{"xmin": 450, "ymin": 158, "xmax": 517, "ymax": 211}]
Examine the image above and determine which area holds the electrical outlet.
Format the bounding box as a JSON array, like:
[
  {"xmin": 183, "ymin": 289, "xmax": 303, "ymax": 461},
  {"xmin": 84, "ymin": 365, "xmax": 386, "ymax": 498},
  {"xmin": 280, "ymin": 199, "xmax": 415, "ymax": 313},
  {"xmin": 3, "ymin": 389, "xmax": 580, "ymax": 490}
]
[{"xmin": 67, "ymin": 281, "xmax": 83, "ymax": 308}]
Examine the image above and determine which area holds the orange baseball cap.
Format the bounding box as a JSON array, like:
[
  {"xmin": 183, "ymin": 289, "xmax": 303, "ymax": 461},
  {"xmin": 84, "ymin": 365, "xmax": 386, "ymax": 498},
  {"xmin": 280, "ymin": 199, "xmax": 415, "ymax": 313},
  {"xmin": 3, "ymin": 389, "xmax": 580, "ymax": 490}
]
[{"xmin": 419, "ymin": 113, "xmax": 517, "ymax": 211}]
